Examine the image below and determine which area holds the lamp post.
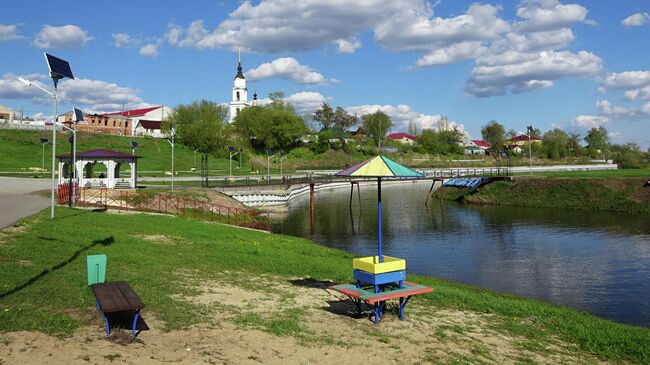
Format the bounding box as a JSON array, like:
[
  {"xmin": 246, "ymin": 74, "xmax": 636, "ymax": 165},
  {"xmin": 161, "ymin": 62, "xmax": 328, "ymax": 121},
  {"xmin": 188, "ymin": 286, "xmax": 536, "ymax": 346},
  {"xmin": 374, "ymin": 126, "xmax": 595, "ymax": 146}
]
[
  {"xmin": 266, "ymin": 150, "xmax": 276, "ymax": 184},
  {"xmin": 166, "ymin": 127, "xmax": 175, "ymax": 190},
  {"xmin": 59, "ymin": 123, "xmax": 76, "ymax": 207},
  {"xmin": 239, "ymin": 148, "xmax": 243, "ymax": 170},
  {"xmin": 39, "ymin": 138, "xmax": 48, "ymax": 172},
  {"xmin": 526, "ymin": 125, "xmax": 534, "ymax": 176},
  {"xmin": 227, "ymin": 146, "xmax": 239, "ymax": 178},
  {"xmin": 279, "ymin": 151, "xmax": 285, "ymax": 176}
]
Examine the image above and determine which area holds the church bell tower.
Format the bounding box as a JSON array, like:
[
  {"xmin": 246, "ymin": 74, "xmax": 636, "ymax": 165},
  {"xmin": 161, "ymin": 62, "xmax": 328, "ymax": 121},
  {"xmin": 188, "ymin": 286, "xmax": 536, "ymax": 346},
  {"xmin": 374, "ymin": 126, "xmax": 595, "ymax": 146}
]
[{"xmin": 229, "ymin": 48, "xmax": 249, "ymax": 123}]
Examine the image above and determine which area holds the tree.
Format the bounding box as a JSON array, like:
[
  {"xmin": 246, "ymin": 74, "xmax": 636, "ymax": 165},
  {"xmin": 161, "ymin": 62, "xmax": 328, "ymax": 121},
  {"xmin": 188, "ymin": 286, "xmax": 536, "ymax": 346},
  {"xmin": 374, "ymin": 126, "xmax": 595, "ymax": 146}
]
[
  {"xmin": 408, "ymin": 120, "xmax": 417, "ymax": 136},
  {"xmin": 506, "ymin": 129, "xmax": 518, "ymax": 140},
  {"xmin": 584, "ymin": 126, "xmax": 610, "ymax": 159},
  {"xmin": 611, "ymin": 143, "xmax": 644, "ymax": 169},
  {"xmin": 234, "ymin": 98, "xmax": 306, "ymax": 152},
  {"xmin": 362, "ymin": 111, "xmax": 392, "ymax": 147},
  {"xmin": 542, "ymin": 128, "xmax": 570, "ymax": 160},
  {"xmin": 481, "ymin": 121, "xmax": 506, "ymax": 153},
  {"xmin": 313, "ymin": 103, "xmax": 335, "ymax": 130},
  {"xmin": 418, "ymin": 128, "xmax": 464, "ymax": 155},
  {"xmin": 567, "ymin": 132, "xmax": 582, "ymax": 157},
  {"xmin": 165, "ymin": 99, "xmax": 229, "ymax": 187}
]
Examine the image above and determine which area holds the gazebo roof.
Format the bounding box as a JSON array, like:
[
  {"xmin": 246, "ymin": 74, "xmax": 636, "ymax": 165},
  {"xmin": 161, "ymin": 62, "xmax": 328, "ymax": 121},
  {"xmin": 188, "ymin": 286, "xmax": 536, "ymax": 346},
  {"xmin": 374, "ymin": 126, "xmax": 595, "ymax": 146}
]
[{"xmin": 57, "ymin": 149, "xmax": 140, "ymax": 159}]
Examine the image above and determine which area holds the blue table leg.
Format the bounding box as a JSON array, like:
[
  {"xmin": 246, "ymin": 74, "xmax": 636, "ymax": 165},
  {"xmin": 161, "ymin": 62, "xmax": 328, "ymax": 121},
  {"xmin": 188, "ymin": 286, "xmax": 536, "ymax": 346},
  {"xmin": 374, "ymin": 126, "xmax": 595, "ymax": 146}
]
[
  {"xmin": 132, "ymin": 310, "xmax": 141, "ymax": 338},
  {"xmin": 399, "ymin": 298, "xmax": 404, "ymax": 320}
]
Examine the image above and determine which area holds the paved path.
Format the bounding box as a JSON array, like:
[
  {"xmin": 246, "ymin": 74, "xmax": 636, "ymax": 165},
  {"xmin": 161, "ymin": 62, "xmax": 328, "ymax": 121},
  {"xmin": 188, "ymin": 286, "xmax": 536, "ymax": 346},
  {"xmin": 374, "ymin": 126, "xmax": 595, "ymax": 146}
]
[{"xmin": 0, "ymin": 177, "xmax": 51, "ymax": 228}]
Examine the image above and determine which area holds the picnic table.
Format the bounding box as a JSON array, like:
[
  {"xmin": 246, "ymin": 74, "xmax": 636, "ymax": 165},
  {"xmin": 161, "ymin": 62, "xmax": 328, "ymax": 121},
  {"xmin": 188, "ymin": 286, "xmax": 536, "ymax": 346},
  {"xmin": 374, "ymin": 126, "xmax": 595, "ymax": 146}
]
[
  {"xmin": 329, "ymin": 281, "xmax": 433, "ymax": 323},
  {"xmin": 91, "ymin": 281, "xmax": 148, "ymax": 338}
]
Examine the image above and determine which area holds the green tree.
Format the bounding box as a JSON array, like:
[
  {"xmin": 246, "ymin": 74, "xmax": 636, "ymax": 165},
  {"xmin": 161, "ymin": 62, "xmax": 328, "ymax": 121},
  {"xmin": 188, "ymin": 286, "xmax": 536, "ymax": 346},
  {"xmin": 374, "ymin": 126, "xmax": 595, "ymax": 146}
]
[
  {"xmin": 418, "ymin": 128, "xmax": 464, "ymax": 155},
  {"xmin": 567, "ymin": 132, "xmax": 583, "ymax": 157},
  {"xmin": 234, "ymin": 98, "xmax": 306, "ymax": 152},
  {"xmin": 165, "ymin": 99, "xmax": 229, "ymax": 186},
  {"xmin": 542, "ymin": 128, "xmax": 570, "ymax": 160},
  {"xmin": 611, "ymin": 143, "xmax": 644, "ymax": 169},
  {"xmin": 584, "ymin": 126, "xmax": 610, "ymax": 159},
  {"xmin": 481, "ymin": 121, "xmax": 506, "ymax": 153},
  {"xmin": 362, "ymin": 111, "xmax": 392, "ymax": 147},
  {"xmin": 313, "ymin": 103, "xmax": 335, "ymax": 130}
]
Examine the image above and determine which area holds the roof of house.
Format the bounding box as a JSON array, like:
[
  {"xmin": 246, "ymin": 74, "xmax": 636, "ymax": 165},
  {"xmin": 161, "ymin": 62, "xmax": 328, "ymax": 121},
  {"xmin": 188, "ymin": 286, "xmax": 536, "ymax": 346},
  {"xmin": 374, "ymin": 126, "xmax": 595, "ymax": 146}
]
[
  {"xmin": 57, "ymin": 149, "xmax": 140, "ymax": 159},
  {"xmin": 351, "ymin": 127, "xmax": 365, "ymax": 136},
  {"xmin": 387, "ymin": 133, "xmax": 417, "ymax": 140},
  {"xmin": 471, "ymin": 139, "xmax": 491, "ymax": 147},
  {"xmin": 137, "ymin": 120, "xmax": 162, "ymax": 130},
  {"xmin": 101, "ymin": 106, "xmax": 161, "ymax": 117},
  {"xmin": 0, "ymin": 104, "xmax": 13, "ymax": 113},
  {"xmin": 509, "ymin": 134, "xmax": 541, "ymax": 142}
]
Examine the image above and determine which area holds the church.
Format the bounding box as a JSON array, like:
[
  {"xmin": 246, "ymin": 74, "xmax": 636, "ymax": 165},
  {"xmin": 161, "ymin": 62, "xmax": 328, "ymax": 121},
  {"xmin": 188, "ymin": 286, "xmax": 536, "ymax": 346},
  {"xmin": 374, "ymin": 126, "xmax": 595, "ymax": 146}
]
[{"xmin": 228, "ymin": 50, "xmax": 258, "ymax": 123}]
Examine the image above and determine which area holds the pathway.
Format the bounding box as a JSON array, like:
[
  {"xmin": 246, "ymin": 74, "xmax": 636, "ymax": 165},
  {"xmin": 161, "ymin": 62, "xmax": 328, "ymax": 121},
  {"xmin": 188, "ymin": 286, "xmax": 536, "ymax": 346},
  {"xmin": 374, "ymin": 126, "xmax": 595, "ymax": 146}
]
[{"xmin": 0, "ymin": 177, "xmax": 50, "ymax": 228}]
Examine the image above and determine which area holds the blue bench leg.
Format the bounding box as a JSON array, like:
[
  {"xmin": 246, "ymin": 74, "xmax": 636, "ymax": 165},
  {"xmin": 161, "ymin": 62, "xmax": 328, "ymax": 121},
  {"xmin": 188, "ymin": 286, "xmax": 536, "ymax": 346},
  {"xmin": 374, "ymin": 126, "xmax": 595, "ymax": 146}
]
[
  {"xmin": 399, "ymin": 296, "xmax": 412, "ymax": 321},
  {"xmin": 132, "ymin": 310, "xmax": 141, "ymax": 338},
  {"xmin": 96, "ymin": 299, "xmax": 110, "ymax": 336}
]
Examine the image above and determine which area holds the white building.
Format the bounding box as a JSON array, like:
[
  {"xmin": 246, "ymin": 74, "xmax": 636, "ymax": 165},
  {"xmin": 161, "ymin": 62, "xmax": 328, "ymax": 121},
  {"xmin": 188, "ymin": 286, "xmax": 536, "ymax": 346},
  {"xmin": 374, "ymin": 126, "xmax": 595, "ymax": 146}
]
[
  {"xmin": 0, "ymin": 104, "xmax": 15, "ymax": 123},
  {"xmin": 101, "ymin": 105, "xmax": 173, "ymax": 135},
  {"xmin": 229, "ymin": 51, "xmax": 251, "ymax": 123},
  {"xmin": 134, "ymin": 120, "xmax": 164, "ymax": 138}
]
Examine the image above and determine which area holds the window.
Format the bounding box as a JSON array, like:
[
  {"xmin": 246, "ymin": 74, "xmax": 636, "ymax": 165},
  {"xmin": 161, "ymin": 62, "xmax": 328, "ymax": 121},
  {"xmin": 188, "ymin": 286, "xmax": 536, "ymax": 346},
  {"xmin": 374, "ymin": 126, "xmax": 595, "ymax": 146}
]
[{"xmin": 236, "ymin": 91, "xmax": 240, "ymax": 101}]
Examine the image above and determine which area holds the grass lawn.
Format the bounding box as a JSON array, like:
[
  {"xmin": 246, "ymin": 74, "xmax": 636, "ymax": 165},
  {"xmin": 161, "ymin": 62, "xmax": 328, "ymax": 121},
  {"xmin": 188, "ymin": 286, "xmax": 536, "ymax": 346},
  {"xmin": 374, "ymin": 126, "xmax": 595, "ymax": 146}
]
[{"xmin": 0, "ymin": 208, "xmax": 649, "ymax": 363}]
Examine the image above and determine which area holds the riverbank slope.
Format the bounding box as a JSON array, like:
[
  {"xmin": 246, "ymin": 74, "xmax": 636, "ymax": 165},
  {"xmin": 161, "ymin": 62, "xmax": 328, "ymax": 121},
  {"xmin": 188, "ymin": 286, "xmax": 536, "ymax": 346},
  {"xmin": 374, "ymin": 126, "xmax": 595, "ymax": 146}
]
[
  {"xmin": 436, "ymin": 177, "xmax": 650, "ymax": 214},
  {"xmin": 0, "ymin": 208, "xmax": 648, "ymax": 364}
]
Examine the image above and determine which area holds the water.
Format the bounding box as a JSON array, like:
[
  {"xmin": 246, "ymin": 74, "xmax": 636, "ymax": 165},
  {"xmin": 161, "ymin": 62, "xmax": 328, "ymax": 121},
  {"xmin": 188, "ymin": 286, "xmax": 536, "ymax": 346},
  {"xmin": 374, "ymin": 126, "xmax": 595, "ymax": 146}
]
[{"xmin": 271, "ymin": 181, "xmax": 650, "ymax": 327}]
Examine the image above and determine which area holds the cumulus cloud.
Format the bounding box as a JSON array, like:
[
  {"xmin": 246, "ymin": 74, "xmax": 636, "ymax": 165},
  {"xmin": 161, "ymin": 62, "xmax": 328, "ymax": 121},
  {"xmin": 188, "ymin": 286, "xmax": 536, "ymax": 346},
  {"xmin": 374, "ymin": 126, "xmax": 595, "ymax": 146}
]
[
  {"xmin": 345, "ymin": 103, "xmax": 466, "ymax": 136},
  {"xmin": 624, "ymin": 86, "xmax": 650, "ymax": 101},
  {"xmin": 112, "ymin": 33, "xmax": 132, "ymax": 48},
  {"xmin": 622, "ymin": 12, "xmax": 649, "ymax": 27},
  {"xmin": 139, "ymin": 44, "xmax": 159, "ymax": 57},
  {"xmin": 596, "ymin": 100, "xmax": 634, "ymax": 117},
  {"xmin": 572, "ymin": 115, "xmax": 609, "ymax": 129},
  {"xmin": 334, "ymin": 38, "xmax": 362, "ymax": 53},
  {"xmin": 283, "ymin": 91, "xmax": 328, "ymax": 114},
  {"xmin": 33, "ymin": 25, "xmax": 90, "ymax": 49},
  {"xmin": 514, "ymin": 0, "xmax": 588, "ymax": 32},
  {"xmin": 0, "ymin": 72, "xmax": 152, "ymax": 111},
  {"xmin": 246, "ymin": 58, "xmax": 327, "ymax": 84},
  {"xmin": 601, "ymin": 71, "xmax": 650, "ymax": 90},
  {"xmin": 0, "ymin": 24, "xmax": 23, "ymax": 41},
  {"xmin": 416, "ymin": 41, "xmax": 485, "ymax": 67}
]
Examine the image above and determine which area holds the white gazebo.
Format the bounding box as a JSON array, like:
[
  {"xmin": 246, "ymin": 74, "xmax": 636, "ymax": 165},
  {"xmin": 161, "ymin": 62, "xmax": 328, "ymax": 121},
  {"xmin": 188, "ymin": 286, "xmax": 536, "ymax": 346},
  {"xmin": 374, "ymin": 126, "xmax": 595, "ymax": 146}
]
[{"xmin": 58, "ymin": 149, "xmax": 140, "ymax": 189}]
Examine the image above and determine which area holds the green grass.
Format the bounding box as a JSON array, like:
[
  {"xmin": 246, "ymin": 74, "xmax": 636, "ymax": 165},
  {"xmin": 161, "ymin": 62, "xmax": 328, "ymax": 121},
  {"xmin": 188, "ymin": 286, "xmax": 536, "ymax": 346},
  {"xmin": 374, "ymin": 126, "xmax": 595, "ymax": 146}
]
[
  {"xmin": 0, "ymin": 129, "xmax": 254, "ymax": 176},
  {"xmin": 0, "ymin": 208, "xmax": 649, "ymax": 363},
  {"xmin": 516, "ymin": 168, "xmax": 650, "ymax": 178}
]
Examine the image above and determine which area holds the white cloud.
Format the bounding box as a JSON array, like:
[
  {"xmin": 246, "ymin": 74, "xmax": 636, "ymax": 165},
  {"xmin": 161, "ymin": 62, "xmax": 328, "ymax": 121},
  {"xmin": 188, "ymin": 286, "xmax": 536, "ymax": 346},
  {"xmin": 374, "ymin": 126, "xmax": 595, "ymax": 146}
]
[
  {"xmin": 139, "ymin": 44, "xmax": 159, "ymax": 57},
  {"xmin": 466, "ymin": 50, "xmax": 602, "ymax": 96},
  {"xmin": 0, "ymin": 24, "xmax": 23, "ymax": 41},
  {"xmin": 345, "ymin": 103, "xmax": 466, "ymax": 136},
  {"xmin": 0, "ymin": 72, "xmax": 152, "ymax": 112},
  {"xmin": 514, "ymin": 0, "xmax": 588, "ymax": 32},
  {"xmin": 283, "ymin": 91, "xmax": 328, "ymax": 114},
  {"xmin": 416, "ymin": 41, "xmax": 485, "ymax": 67},
  {"xmin": 624, "ymin": 86, "xmax": 650, "ymax": 101},
  {"xmin": 334, "ymin": 38, "xmax": 362, "ymax": 53},
  {"xmin": 246, "ymin": 57, "xmax": 327, "ymax": 84},
  {"xmin": 601, "ymin": 71, "xmax": 650, "ymax": 90},
  {"xmin": 33, "ymin": 25, "xmax": 90, "ymax": 49},
  {"xmin": 595, "ymin": 99, "xmax": 634, "ymax": 117},
  {"xmin": 622, "ymin": 12, "xmax": 649, "ymax": 27},
  {"xmin": 112, "ymin": 33, "xmax": 132, "ymax": 48},
  {"xmin": 642, "ymin": 102, "xmax": 650, "ymax": 115},
  {"xmin": 572, "ymin": 115, "xmax": 609, "ymax": 129}
]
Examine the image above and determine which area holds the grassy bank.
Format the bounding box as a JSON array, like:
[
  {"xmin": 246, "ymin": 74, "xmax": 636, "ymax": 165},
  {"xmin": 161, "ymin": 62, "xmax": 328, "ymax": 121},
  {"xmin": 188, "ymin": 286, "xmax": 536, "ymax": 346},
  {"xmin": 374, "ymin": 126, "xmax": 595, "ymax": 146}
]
[
  {"xmin": 437, "ymin": 177, "xmax": 650, "ymax": 214},
  {"xmin": 1, "ymin": 208, "xmax": 649, "ymax": 363}
]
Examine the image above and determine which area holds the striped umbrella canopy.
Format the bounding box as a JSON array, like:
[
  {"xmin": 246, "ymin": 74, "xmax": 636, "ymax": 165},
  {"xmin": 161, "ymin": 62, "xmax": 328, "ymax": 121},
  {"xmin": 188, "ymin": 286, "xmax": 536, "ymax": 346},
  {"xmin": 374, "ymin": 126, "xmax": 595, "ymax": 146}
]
[{"xmin": 336, "ymin": 156, "xmax": 424, "ymax": 262}]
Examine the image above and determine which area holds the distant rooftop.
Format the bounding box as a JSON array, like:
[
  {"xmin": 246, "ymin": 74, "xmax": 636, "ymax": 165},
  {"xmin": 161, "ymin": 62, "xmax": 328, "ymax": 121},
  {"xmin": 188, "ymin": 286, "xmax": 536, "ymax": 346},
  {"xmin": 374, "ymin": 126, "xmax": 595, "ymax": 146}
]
[
  {"xmin": 57, "ymin": 149, "xmax": 140, "ymax": 159},
  {"xmin": 101, "ymin": 106, "xmax": 162, "ymax": 117}
]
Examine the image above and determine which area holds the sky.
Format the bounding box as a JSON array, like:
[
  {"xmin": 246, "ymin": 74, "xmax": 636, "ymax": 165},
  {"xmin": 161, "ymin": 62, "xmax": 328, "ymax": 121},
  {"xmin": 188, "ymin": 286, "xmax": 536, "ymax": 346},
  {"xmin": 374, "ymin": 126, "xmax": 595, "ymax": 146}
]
[{"xmin": 1, "ymin": 0, "xmax": 649, "ymax": 148}]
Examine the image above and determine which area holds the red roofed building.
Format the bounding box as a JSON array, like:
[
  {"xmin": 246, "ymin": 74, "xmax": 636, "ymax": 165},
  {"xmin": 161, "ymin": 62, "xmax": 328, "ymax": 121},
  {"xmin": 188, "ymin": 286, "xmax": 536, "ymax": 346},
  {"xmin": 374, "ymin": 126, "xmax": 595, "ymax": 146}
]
[
  {"xmin": 387, "ymin": 132, "xmax": 418, "ymax": 145},
  {"xmin": 101, "ymin": 105, "xmax": 172, "ymax": 136},
  {"xmin": 464, "ymin": 139, "xmax": 491, "ymax": 155}
]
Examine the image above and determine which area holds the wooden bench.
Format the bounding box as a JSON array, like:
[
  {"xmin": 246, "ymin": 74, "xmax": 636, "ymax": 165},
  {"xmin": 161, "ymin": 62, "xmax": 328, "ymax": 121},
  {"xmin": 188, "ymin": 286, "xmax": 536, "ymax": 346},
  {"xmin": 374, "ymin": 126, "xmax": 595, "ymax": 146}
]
[
  {"xmin": 91, "ymin": 281, "xmax": 148, "ymax": 338},
  {"xmin": 329, "ymin": 281, "xmax": 433, "ymax": 323}
]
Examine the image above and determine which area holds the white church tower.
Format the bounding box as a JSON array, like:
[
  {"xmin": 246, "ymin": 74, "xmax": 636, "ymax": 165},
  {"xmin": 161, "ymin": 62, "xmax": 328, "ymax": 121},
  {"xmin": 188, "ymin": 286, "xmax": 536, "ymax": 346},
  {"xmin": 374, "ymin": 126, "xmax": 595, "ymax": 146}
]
[{"xmin": 229, "ymin": 48, "xmax": 250, "ymax": 123}]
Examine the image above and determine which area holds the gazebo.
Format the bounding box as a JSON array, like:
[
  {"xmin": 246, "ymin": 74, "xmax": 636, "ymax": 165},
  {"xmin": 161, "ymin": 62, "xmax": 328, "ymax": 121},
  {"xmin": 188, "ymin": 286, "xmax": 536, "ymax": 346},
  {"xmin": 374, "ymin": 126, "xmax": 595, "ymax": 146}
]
[{"xmin": 57, "ymin": 149, "xmax": 140, "ymax": 189}]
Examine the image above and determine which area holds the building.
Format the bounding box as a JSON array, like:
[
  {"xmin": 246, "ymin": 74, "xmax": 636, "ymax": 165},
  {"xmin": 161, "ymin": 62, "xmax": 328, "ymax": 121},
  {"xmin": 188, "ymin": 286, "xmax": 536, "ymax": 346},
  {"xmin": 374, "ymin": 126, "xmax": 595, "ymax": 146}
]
[
  {"xmin": 101, "ymin": 106, "xmax": 172, "ymax": 135},
  {"xmin": 505, "ymin": 134, "xmax": 542, "ymax": 154},
  {"xmin": 387, "ymin": 133, "xmax": 418, "ymax": 145},
  {"xmin": 134, "ymin": 120, "xmax": 164, "ymax": 138},
  {"xmin": 0, "ymin": 104, "xmax": 14, "ymax": 122},
  {"xmin": 229, "ymin": 50, "xmax": 250, "ymax": 123},
  {"xmin": 464, "ymin": 139, "xmax": 491, "ymax": 155},
  {"xmin": 60, "ymin": 112, "xmax": 133, "ymax": 135}
]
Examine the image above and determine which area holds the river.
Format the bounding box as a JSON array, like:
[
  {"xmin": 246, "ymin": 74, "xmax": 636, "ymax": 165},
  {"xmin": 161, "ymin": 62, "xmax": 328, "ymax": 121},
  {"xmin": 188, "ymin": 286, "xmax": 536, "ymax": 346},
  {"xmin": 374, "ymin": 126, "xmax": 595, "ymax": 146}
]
[{"xmin": 271, "ymin": 181, "xmax": 650, "ymax": 327}]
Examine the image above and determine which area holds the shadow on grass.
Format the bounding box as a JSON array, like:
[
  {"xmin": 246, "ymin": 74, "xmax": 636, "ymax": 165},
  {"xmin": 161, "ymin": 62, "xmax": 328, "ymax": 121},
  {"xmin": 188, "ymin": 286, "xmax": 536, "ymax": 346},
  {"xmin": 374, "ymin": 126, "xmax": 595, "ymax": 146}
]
[
  {"xmin": 0, "ymin": 236, "xmax": 114, "ymax": 299},
  {"xmin": 287, "ymin": 278, "xmax": 335, "ymax": 290}
]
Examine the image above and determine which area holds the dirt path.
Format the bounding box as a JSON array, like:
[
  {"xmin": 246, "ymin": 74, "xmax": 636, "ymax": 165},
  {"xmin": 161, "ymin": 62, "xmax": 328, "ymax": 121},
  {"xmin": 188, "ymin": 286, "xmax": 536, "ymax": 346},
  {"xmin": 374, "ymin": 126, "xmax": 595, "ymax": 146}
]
[
  {"xmin": 0, "ymin": 177, "xmax": 50, "ymax": 228},
  {"xmin": 0, "ymin": 271, "xmax": 608, "ymax": 365}
]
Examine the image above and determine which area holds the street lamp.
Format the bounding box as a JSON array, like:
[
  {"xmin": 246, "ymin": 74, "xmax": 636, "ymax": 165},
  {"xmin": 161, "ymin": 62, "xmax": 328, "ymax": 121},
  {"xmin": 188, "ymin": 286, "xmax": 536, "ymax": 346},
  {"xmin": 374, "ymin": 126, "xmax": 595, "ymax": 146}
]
[
  {"xmin": 39, "ymin": 138, "xmax": 48, "ymax": 172},
  {"xmin": 227, "ymin": 146, "xmax": 239, "ymax": 178},
  {"xmin": 266, "ymin": 149, "xmax": 276, "ymax": 184},
  {"xmin": 279, "ymin": 151, "xmax": 285, "ymax": 176},
  {"xmin": 18, "ymin": 53, "xmax": 74, "ymax": 219},
  {"xmin": 166, "ymin": 127, "xmax": 175, "ymax": 190},
  {"xmin": 526, "ymin": 125, "xmax": 534, "ymax": 176},
  {"xmin": 239, "ymin": 148, "xmax": 243, "ymax": 169}
]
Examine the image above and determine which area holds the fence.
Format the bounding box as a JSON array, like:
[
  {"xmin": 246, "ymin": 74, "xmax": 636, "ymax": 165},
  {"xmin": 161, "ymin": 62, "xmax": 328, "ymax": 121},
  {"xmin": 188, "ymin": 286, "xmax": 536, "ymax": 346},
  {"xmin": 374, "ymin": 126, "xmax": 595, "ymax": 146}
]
[{"xmin": 57, "ymin": 184, "xmax": 270, "ymax": 231}]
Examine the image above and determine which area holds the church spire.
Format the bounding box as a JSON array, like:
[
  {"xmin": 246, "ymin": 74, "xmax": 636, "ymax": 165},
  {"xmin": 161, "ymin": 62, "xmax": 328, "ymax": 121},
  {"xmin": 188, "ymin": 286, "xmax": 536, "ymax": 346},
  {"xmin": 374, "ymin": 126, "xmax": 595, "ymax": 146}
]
[{"xmin": 235, "ymin": 46, "xmax": 245, "ymax": 79}]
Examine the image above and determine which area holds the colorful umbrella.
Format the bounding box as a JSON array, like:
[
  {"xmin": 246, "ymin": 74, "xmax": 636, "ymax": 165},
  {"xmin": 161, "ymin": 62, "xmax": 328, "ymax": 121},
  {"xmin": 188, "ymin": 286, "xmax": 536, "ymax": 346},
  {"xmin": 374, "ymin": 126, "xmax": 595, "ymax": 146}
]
[{"xmin": 336, "ymin": 156, "xmax": 424, "ymax": 262}]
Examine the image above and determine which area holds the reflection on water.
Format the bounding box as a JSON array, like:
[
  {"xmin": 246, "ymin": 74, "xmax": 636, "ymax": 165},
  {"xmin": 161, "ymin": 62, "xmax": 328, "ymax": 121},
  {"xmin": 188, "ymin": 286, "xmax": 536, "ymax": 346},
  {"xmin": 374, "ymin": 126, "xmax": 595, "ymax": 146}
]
[{"xmin": 271, "ymin": 181, "xmax": 650, "ymax": 327}]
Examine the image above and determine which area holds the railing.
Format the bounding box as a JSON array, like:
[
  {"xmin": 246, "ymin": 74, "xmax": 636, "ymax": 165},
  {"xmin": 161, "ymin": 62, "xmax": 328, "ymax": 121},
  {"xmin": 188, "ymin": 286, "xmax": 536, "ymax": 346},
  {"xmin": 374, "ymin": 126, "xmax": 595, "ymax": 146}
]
[{"xmin": 57, "ymin": 186, "xmax": 270, "ymax": 231}]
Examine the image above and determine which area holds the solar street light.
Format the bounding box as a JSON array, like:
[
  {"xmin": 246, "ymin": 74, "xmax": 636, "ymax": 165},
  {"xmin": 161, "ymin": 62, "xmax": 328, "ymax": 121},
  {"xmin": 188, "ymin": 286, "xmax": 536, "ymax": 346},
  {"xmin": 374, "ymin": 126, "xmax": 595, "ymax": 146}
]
[
  {"xmin": 39, "ymin": 138, "xmax": 48, "ymax": 171},
  {"xmin": 266, "ymin": 150, "xmax": 276, "ymax": 184},
  {"xmin": 58, "ymin": 111, "xmax": 79, "ymax": 207},
  {"xmin": 166, "ymin": 128, "xmax": 175, "ymax": 190},
  {"xmin": 227, "ymin": 146, "xmax": 239, "ymax": 178}
]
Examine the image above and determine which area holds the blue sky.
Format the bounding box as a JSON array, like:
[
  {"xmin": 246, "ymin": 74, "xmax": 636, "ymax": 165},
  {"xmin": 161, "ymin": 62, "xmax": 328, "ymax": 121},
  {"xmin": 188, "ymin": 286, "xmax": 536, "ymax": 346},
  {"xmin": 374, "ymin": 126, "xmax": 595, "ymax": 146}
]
[{"xmin": 1, "ymin": 0, "xmax": 649, "ymax": 148}]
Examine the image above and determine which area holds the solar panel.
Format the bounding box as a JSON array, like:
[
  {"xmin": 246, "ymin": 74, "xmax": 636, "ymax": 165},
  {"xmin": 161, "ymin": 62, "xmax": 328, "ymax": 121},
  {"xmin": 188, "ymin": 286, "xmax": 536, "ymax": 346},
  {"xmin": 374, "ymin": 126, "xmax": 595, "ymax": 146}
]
[
  {"xmin": 130, "ymin": 141, "xmax": 139, "ymax": 149},
  {"xmin": 40, "ymin": 138, "xmax": 49, "ymax": 143},
  {"xmin": 72, "ymin": 108, "xmax": 84, "ymax": 122},
  {"xmin": 227, "ymin": 146, "xmax": 236, "ymax": 152},
  {"xmin": 44, "ymin": 53, "xmax": 74, "ymax": 80}
]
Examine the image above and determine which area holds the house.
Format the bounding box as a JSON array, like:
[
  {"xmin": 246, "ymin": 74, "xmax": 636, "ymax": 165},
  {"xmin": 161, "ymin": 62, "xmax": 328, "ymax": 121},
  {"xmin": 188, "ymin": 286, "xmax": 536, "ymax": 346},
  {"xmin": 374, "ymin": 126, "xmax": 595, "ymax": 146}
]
[
  {"xmin": 134, "ymin": 120, "xmax": 165, "ymax": 138},
  {"xmin": 101, "ymin": 106, "xmax": 173, "ymax": 135},
  {"xmin": 505, "ymin": 134, "xmax": 542, "ymax": 154},
  {"xmin": 60, "ymin": 112, "xmax": 133, "ymax": 136},
  {"xmin": 464, "ymin": 139, "xmax": 491, "ymax": 155},
  {"xmin": 351, "ymin": 127, "xmax": 365, "ymax": 139},
  {"xmin": 387, "ymin": 132, "xmax": 418, "ymax": 145},
  {"xmin": 0, "ymin": 104, "xmax": 14, "ymax": 122}
]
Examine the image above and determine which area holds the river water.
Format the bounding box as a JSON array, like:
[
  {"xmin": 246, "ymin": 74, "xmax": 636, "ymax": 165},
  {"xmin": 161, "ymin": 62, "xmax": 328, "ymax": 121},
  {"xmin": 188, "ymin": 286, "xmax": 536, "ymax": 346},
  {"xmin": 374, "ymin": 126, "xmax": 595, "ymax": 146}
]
[{"xmin": 271, "ymin": 181, "xmax": 650, "ymax": 327}]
